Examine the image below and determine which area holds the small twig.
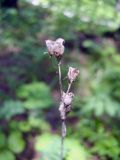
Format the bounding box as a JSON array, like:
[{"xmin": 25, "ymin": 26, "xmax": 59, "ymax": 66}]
[
  {"xmin": 58, "ymin": 61, "xmax": 63, "ymax": 97},
  {"xmin": 66, "ymin": 82, "xmax": 72, "ymax": 94},
  {"xmin": 60, "ymin": 82, "xmax": 72, "ymax": 160},
  {"xmin": 61, "ymin": 120, "xmax": 66, "ymax": 160},
  {"xmin": 58, "ymin": 61, "xmax": 64, "ymax": 160},
  {"xmin": 58, "ymin": 68, "xmax": 73, "ymax": 160},
  {"xmin": 61, "ymin": 132, "xmax": 64, "ymax": 160}
]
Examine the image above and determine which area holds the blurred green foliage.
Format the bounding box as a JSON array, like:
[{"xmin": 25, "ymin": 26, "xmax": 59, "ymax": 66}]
[
  {"xmin": 8, "ymin": 132, "xmax": 25, "ymax": 153},
  {"xmin": 0, "ymin": 0, "xmax": 120, "ymax": 159},
  {"xmin": 17, "ymin": 82, "xmax": 53, "ymax": 109},
  {"xmin": 75, "ymin": 119, "xmax": 120, "ymax": 159},
  {"xmin": 0, "ymin": 150, "xmax": 15, "ymax": 160},
  {"xmin": 80, "ymin": 42, "xmax": 120, "ymax": 118},
  {"xmin": 0, "ymin": 101, "xmax": 25, "ymax": 120},
  {"xmin": 0, "ymin": 131, "xmax": 25, "ymax": 160},
  {"xmin": 35, "ymin": 134, "xmax": 87, "ymax": 160}
]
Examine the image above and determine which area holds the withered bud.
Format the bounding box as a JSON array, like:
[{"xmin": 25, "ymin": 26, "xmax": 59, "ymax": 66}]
[
  {"xmin": 68, "ymin": 67, "xmax": 79, "ymax": 83},
  {"xmin": 59, "ymin": 92, "xmax": 74, "ymax": 120},
  {"xmin": 45, "ymin": 38, "xmax": 65, "ymax": 60},
  {"xmin": 62, "ymin": 92, "xmax": 74, "ymax": 106},
  {"xmin": 59, "ymin": 102, "xmax": 66, "ymax": 120},
  {"xmin": 45, "ymin": 40, "xmax": 54, "ymax": 56}
]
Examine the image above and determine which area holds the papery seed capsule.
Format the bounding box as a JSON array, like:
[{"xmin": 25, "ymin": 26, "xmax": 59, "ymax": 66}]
[
  {"xmin": 68, "ymin": 67, "xmax": 79, "ymax": 83},
  {"xmin": 45, "ymin": 38, "xmax": 65, "ymax": 60}
]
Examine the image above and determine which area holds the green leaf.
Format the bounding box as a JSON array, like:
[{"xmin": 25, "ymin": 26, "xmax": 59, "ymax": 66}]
[
  {"xmin": 8, "ymin": 132, "xmax": 25, "ymax": 153},
  {"xmin": 35, "ymin": 134, "xmax": 87, "ymax": 160},
  {"xmin": 0, "ymin": 132, "xmax": 6, "ymax": 148},
  {"xmin": 17, "ymin": 82, "xmax": 53, "ymax": 110},
  {"xmin": 0, "ymin": 150, "xmax": 15, "ymax": 160},
  {"xmin": 0, "ymin": 100, "xmax": 25, "ymax": 120}
]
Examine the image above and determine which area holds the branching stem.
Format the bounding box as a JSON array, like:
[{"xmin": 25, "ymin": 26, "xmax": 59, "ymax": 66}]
[
  {"xmin": 58, "ymin": 62, "xmax": 73, "ymax": 160},
  {"xmin": 46, "ymin": 38, "xmax": 79, "ymax": 160},
  {"xmin": 66, "ymin": 82, "xmax": 72, "ymax": 94},
  {"xmin": 58, "ymin": 61, "xmax": 64, "ymax": 160}
]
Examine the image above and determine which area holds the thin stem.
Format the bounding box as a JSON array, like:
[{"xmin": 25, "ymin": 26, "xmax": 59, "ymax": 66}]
[
  {"xmin": 66, "ymin": 82, "xmax": 72, "ymax": 94},
  {"xmin": 60, "ymin": 82, "xmax": 72, "ymax": 160},
  {"xmin": 58, "ymin": 61, "xmax": 64, "ymax": 160},
  {"xmin": 61, "ymin": 120, "xmax": 65, "ymax": 160},
  {"xmin": 58, "ymin": 61, "xmax": 63, "ymax": 96},
  {"xmin": 58, "ymin": 62, "xmax": 72, "ymax": 160},
  {"xmin": 61, "ymin": 134, "xmax": 64, "ymax": 160}
]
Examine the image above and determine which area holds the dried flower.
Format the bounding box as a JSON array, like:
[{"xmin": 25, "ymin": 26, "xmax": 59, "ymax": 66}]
[
  {"xmin": 68, "ymin": 67, "xmax": 79, "ymax": 83},
  {"xmin": 45, "ymin": 40, "xmax": 54, "ymax": 56},
  {"xmin": 59, "ymin": 92, "xmax": 74, "ymax": 120},
  {"xmin": 45, "ymin": 38, "xmax": 65, "ymax": 60},
  {"xmin": 62, "ymin": 92, "xmax": 74, "ymax": 106},
  {"xmin": 59, "ymin": 102, "xmax": 66, "ymax": 120}
]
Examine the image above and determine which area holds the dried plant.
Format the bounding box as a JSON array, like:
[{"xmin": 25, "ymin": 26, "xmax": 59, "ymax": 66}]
[{"xmin": 45, "ymin": 38, "xmax": 79, "ymax": 160}]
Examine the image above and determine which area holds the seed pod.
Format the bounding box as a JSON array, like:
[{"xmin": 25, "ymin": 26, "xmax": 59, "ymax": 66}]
[
  {"xmin": 45, "ymin": 40, "xmax": 55, "ymax": 56},
  {"xmin": 45, "ymin": 38, "xmax": 65, "ymax": 60},
  {"xmin": 62, "ymin": 92, "xmax": 74, "ymax": 106},
  {"xmin": 68, "ymin": 67, "xmax": 79, "ymax": 83},
  {"xmin": 59, "ymin": 102, "xmax": 66, "ymax": 120}
]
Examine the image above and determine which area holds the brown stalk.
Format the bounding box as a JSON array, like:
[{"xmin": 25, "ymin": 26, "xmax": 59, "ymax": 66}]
[{"xmin": 58, "ymin": 62, "xmax": 73, "ymax": 160}]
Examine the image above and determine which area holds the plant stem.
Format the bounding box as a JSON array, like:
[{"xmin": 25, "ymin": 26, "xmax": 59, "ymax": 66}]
[
  {"xmin": 61, "ymin": 120, "xmax": 65, "ymax": 160},
  {"xmin": 58, "ymin": 63, "xmax": 72, "ymax": 160},
  {"xmin": 58, "ymin": 61, "xmax": 63, "ymax": 96},
  {"xmin": 58, "ymin": 61, "xmax": 64, "ymax": 160},
  {"xmin": 66, "ymin": 82, "xmax": 72, "ymax": 94}
]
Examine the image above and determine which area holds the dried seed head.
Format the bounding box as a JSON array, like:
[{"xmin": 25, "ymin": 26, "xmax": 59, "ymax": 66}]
[
  {"xmin": 45, "ymin": 38, "xmax": 65, "ymax": 60},
  {"xmin": 59, "ymin": 102, "xmax": 66, "ymax": 120},
  {"xmin": 62, "ymin": 92, "xmax": 74, "ymax": 106},
  {"xmin": 68, "ymin": 67, "xmax": 79, "ymax": 83},
  {"xmin": 45, "ymin": 40, "xmax": 55, "ymax": 56},
  {"xmin": 55, "ymin": 38, "xmax": 65, "ymax": 45},
  {"xmin": 59, "ymin": 92, "xmax": 74, "ymax": 120}
]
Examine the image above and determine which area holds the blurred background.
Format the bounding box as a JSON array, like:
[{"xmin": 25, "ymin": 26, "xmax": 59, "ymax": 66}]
[{"xmin": 0, "ymin": 0, "xmax": 120, "ymax": 160}]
